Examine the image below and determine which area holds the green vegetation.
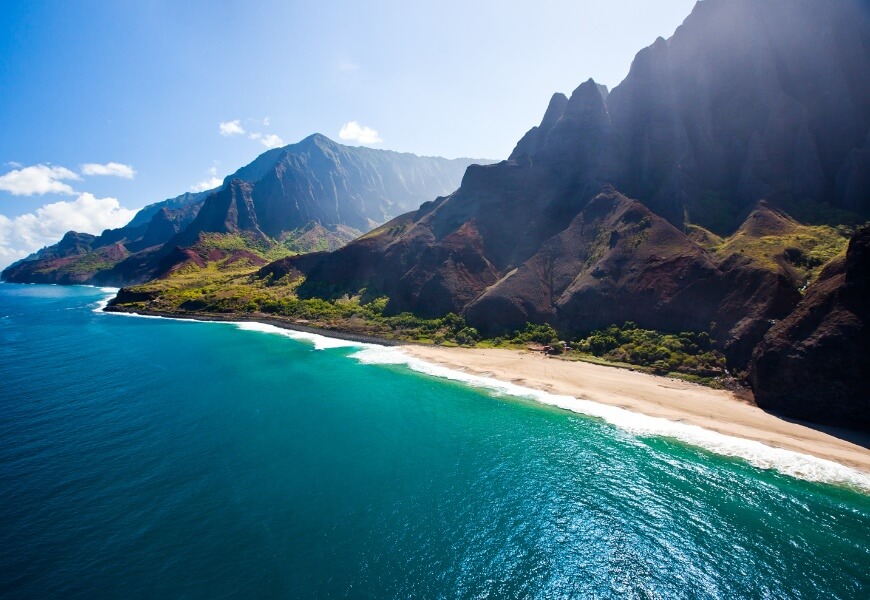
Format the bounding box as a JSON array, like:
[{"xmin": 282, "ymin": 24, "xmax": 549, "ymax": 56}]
[
  {"xmin": 570, "ymin": 322, "xmax": 726, "ymax": 379},
  {"xmin": 192, "ymin": 232, "xmax": 292, "ymax": 261},
  {"xmin": 280, "ymin": 223, "xmax": 361, "ymax": 254},
  {"xmin": 714, "ymin": 223, "xmax": 851, "ymax": 281},
  {"xmin": 34, "ymin": 248, "xmax": 129, "ymax": 278},
  {"xmin": 686, "ymin": 219, "xmax": 853, "ymax": 286},
  {"xmin": 106, "ymin": 200, "xmax": 861, "ymax": 392},
  {"xmin": 114, "ymin": 259, "xmax": 733, "ymax": 386}
]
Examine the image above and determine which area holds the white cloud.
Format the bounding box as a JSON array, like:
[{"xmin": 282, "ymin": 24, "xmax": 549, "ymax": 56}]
[
  {"xmin": 249, "ymin": 132, "xmax": 284, "ymax": 149},
  {"xmin": 219, "ymin": 120, "xmax": 245, "ymax": 136},
  {"xmin": 338, "ymin": 121, "xmax": 382, "ymax": 145},
  {"xmin": 0, "ymin": 164, "xmax": 80, "ymax": 196},
  {"xmin": 190, "ymin": 162, "xmax": 223, "ymax": 192},
  {"xmin": 190, "ymin": 177, "xmax": 222, "ymax": 192},
  {"xmin": 223, "ymin": 118, "xmax": 283, "ymax": 149},
  {"xmin": 0, "ymin": 193, "xmax": 137, "ymax": 268},
  {"xmin": 80, "ymin": 162, "xmax": 136, "ymax": 179},
  {"xmin": 337, "ymin": 59, "xmax": 359, "ymax": 72}
]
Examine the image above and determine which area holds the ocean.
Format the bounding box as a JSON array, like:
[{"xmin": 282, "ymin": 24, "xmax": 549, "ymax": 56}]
[{"xmin": 1, "ymin": 283, "xmax": 868, "ymax": 598}]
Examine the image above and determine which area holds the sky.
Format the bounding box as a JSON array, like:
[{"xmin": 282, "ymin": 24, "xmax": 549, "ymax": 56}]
[{"xmin": 0, "ymin": 0, "xmax": 697, "ymax": 267}]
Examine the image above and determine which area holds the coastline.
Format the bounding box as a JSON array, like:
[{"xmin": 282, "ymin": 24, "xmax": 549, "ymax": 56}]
[
  {"xmin": 103, "ymin": 305, "xmax": 407, "ymax": 347},
  {"xmin": 402, "ymin": 346, "xmax": 870, "ymax": 474},
  {"xmin": 102, "ymin": 302, "xmax": 870, "ymax": 487}
]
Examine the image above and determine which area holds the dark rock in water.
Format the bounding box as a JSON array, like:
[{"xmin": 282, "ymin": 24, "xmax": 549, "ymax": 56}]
[
  {"xmin": 107, "ymin": 287, "xmax": 160, "ymax": 306},
  {"xmin": 749, "ymin": 227, "xmax": 870, "ymax": 430}
]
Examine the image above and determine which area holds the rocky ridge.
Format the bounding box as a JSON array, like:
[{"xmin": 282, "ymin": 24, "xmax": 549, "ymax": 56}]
[{"xmin": 2, "ymin": 135, "xmax": 488, "ymax": 286}]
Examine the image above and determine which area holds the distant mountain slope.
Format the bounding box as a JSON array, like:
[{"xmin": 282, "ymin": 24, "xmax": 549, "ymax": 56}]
[
  {"xmin": 178, "ymin": 134, "xmax": 483, "ymax": 242},
  {"xmin": 2, "ymin": 135, "xmax": 490, "ymax": 285},
  {"xmin": 0, "ymin": 190, "xmax": 210, "ymax": 285},
  {"xmin": 271, "ymin": 0, "xmax": 867, "ymax": 369}
]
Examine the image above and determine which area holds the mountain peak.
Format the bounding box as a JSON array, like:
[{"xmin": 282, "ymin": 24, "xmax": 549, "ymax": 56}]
[
  {"xmin": 540, "ymin": 93, "xmax": 569, "ymax": 131},
  {"xmin": 300, "ymin": 132, "xmax": 335, "ymax": 146},
  {"xmin": 565, "ymin": 78, "xmax": 607, "ymax": 113}
]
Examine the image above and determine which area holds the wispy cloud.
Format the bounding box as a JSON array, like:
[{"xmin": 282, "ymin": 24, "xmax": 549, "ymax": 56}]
[
  {"xmin": 190, "ymin": 177, "xmax": 222, "ymax": 192},
  {"xmin": 190, "ymin": 163, "xmax": 223, "ymax": 192},
  {"xmin": 0, "ymin": 164, "xmax": 81, "ymax": 196},
  {"xmin": 221, "ymin": 118, "xmax": 283, "ymax": 149},
  {"xmin": 0, "ymin": 193, "xmax": 137, "ymax": 268},
  {"xmin": 338, "ymin": 121, "xmax": 382, "ymax": 145},
  {"xmin": 219, "ymin": 120, "xmax": 245, "ymax": 136},
  {"xmin": 80, "ymin": 162, "xmax": 136, "ymax": 179},
  {"xmin": 249, "ymin": 132, "xmax": 284, "ymax": 149}
]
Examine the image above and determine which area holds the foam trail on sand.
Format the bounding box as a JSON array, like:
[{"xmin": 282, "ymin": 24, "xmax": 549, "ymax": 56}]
[{"xmin": 350, "ymin": 345, "xmax": 870, "ymax": 491}]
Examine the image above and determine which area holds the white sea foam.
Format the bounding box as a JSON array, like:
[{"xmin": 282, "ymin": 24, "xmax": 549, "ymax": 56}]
[
  {"xmin": 91, "ymin": 287, "xmax": 121, "ymax": 313},
  {"xmin": 231, "ymin": 321, "xmax": 370, "ymax": 350},
  {"xmin": 100, "ymin": 309, "xmax": 870, "ymax": 491},
  {"xmin": 349, "ymin": 345, "xmax": 870, "ymax": 491}
]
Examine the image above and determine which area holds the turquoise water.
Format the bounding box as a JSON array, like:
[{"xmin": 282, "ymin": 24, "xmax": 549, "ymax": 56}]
[{"xmin": 1, "ymin": 284, "xmax": 868, "ymax": 599}]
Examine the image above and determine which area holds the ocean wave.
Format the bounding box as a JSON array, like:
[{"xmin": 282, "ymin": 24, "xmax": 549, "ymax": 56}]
[
  {"xmin": 349, "ymin": 346, "xmax": 870, "ymax": 492},
  {"xmin": 92, "ymin": 288, "xmax": 120, "ymax": 313},
  {"xmin": 231, "ymin": 321, "xmax": 370, "ymax": 350},
  {"xmin": 103, "ymin": 310, "xmax": 870, "ymax": 491}
]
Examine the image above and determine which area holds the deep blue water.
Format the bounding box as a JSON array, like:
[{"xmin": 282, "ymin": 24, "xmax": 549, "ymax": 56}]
[{"xmin": 1, "ymin": 283, "xmax": 868, "ymax": 599}]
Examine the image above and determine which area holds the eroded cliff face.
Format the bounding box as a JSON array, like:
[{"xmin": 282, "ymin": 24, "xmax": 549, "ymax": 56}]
[
  {"xmin": 600, "ymin": 0, "xmax": 870, "ymax": 230},
  {"xmin": 283, "ymin": 0, "xmax": 868, "ymax": 372},
  {"xmin": 749, "ymin": 227, "xmax": 870, "ymax": 428},
  {"xmin": 292, "ymin": 182, "xmax": 799, "ymax": 366}
]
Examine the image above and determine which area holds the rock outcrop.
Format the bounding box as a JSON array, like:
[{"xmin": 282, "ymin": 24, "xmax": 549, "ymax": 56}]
[
  {"xmin": 749, "ymin": 227, "xmax": 870, "ymax": 428},
  {"xmin": 281, "ymin": 0, "xmax": 867, "ymax": 371}
]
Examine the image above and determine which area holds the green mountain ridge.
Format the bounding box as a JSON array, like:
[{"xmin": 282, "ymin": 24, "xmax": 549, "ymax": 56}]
[{"xmin": 2, "ymin": 134, "xmax": 491, "ymax": 286}]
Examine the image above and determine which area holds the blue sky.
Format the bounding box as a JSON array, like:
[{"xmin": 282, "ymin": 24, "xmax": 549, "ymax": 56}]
[{"xmin": 0, "ymin": 0, "xmax": 696, "ymax": 266}]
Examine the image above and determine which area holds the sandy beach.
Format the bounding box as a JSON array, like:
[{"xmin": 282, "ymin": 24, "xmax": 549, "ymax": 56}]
[
  {"xmin": 102, "ymin": 303, "xmax": 870, "ymax": 480},
  {"xmin": 403, "ymin": 346, "xmax": 870, "ymax": 473}
]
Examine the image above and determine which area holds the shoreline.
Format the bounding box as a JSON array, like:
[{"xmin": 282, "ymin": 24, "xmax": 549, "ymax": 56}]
[
  {"xmin": 103, "ymin": 305, "xmax": 407, "ymax": 347},
  {"xmin": 402, "ymin": 346, "xmax": 870, "ymax": 474},
  {"xmin": 103, "ymin": 303, "xmax": 870, "ymax": 486}
]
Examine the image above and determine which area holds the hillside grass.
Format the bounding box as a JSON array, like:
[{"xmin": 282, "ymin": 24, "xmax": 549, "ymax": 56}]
[
  {"xmin": 33, "ymin": 247, "xmax": 129, "ymax": 278},
  {"xmin": 114, "ymin": 263, "xmax": 735, "ymax": 388},
  {"xmin": 687, "ymin": 220, "xmax": 852, "ymax": 286}
]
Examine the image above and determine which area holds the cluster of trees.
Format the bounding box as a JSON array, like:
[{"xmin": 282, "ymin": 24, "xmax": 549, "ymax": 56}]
[
  {"xmin": 504, "ymin": 323, "xmax": 560, "ymax": 346},
  {"xmin": 186, "ymin": 289, "xmax": 487, "ymax": 345},
  {"xmin": 572, "ymin": 322, "xmax": 726, "ymax": 376},
  {"xmin": 167, "ymin": 284, "xmax": 727, "ymax": 381}
]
